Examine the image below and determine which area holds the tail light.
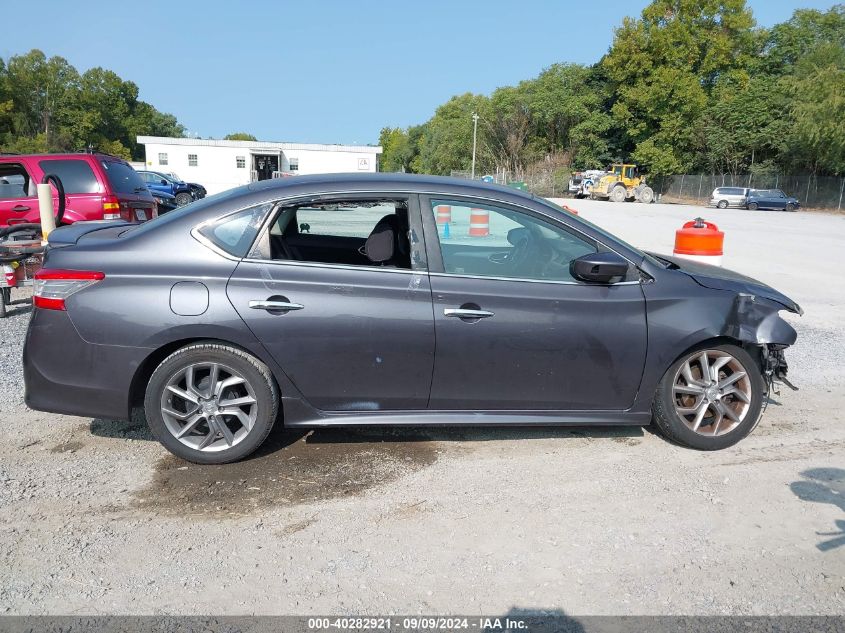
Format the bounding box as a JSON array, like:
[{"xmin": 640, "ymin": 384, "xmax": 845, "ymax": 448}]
[
  {"xmin": 3, "ymin": 264, "xmax": 16, "ymax": 288},
  {"xmin": 33, "ymin": 269, "xmax": 105, "ymax": 311},
  {"xmin": 102, "ymin": 195, "xmax": 120, "ymax": 219}
]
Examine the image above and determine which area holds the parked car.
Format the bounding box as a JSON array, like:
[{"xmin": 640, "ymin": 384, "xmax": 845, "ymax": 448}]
[
  {"xmin": 746, "ymin": 189, "xmax": 800, "ymax": 212},
  {"xmin": 163, "ymin": 172, "xmax": 206, "ymax": 201},
  {"xmin": 24, "ymin": 174, "xmax": 800, "ymax": 464},
  {"xmin": 708, "ymin": 187, "xmax": 750, "ymax": 209},
  {"xmin": 150, "ymin": 189, "xmax": 178, "ymax": 214},
  {"xmin": 0, "ymin": 152, "xmax": 156, "ymax": 227},
  {"xmin": 136, "ymin": 170, "xmax": 195, "ymax": 206}
]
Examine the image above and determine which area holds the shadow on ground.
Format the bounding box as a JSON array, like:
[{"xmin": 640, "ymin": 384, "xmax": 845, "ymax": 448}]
[
  {"xmin": 790, "ymin": 467, "xmax": 845, "ymax": 552},
  {"xmin": 107, "ymin": 411, "xmax": 643, "ymax": 517}
]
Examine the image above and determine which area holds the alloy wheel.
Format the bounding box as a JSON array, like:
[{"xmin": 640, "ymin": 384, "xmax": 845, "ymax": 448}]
[
  {"xmin": 160, "ymin": 362, "xmax": 258, "ymax": 452},
  {"xmin": 671, "ymin": 350, "xmax": 752, "ymax": 437}
]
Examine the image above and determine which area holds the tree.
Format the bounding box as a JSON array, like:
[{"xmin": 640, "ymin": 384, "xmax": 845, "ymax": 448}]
[
  {"xmin": 416, "ymin": 93, "xmax": 488, "ymax": 175},
  {"xmin": 0, "ymin": 49, "xmax": 184, "ymax": 159},
  {"xmin": 602, "ymin": 0, "xmax": 758, "ymax": 174},
  {"xmin": 224, "ymin": 132, "xmax": 258, "ymax": 141}
]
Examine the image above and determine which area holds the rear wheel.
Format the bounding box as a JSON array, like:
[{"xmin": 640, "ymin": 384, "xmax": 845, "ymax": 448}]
[
  {"xmin": 144, "ymin": 342, "xmax": 279, "ymax": 464},
  {"xmin": 652, "ymin": 344, "xmax": 765, "ymax": 450},
  {"xmin": 175, "ymin": 192, "xmax": 193, "ymax": 206},
  {"xmin": 0, "ymin": 288, "xmax": 8, "ymax": 318},
  {"xmin": 717, "ymin": 200, "xmax": 728, "ymax": 209},
  {"xmin": 747, "ymin": 202, "xmax": 759, "ymax": 211},
  {"xmin": 610, "ymin": 185, "xmax": 627, "ymax": 203}
]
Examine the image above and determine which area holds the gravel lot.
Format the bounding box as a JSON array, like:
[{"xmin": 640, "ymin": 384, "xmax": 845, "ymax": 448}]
[{"xmin": 1, "ymin": 200, "xmax": 843, "ymax": 615}]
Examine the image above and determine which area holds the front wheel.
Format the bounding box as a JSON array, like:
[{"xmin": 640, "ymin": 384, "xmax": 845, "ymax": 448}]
[
  {"xmin": 786, "ymin": 203, "xmax": 796, "ymax": 212},
  {"xmin": 144, "ymin": 342, "xmax": 279, "ymax": 464},
  {"xmin": 0, "ymin": 287, "xmax": 8, "ymax": 318},
  {"xmin": 651, "ymin": 344, "xmax": 765, "ymax": 450},
  {"xmin": 638, "ymin": 186, "xmax": 654, "ymax": 204},
  {"xmin": 610, "ymin": 186, "xmax": 627, "ymax": 203},
  {"xmin": 175, "ymin": 192, "xmax": 193, "ymax": 206},
  {"xmin": 717, "ymin": 200, "xmax": 728, "ymax": 209}
]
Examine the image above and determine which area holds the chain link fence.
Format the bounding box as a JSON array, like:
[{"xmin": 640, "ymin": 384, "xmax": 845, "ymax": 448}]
[
  {"xmin": 650, "ymin": 174, "xmax": 845, "ymax": 211},
  {"xmin": 451, "ymin": 168, "xmax": 845, "ymax": 211}
]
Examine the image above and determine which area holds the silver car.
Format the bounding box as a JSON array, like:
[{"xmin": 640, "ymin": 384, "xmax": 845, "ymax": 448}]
[{"xmin": 709, "ymin": 187, "xmax": 750, "ymax": 209}]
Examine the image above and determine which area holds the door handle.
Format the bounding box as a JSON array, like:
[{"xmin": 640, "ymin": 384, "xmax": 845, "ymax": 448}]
[
  {"xmin": 249, "ymin": 300, "xmax": 304, "ymax": 312},
  {"xmin": 444, "ymin": 308, "xmax": 494, "ymax": 319},
  {"xmin": 11, "ymin": 205, "xmax": 30, "ymax": 212}
]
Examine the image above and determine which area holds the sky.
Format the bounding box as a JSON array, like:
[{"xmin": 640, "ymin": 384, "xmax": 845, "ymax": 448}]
[{"xmin": 0, "ymin": 1, "xmax": 836, "ymax": 146}]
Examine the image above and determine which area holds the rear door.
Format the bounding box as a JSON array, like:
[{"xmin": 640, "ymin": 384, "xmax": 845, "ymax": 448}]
[
  {"xmin": 34, "ymin": 157, "xmax": 102, "ymax": 223},
  {"xmin": 225, "ymin": 193, "xmax": 436, "ymax": 411},
  {"xmin": 0, "ymin": 161, "xmax": 39, "ymax": 225},
  {"xmin": 421, "ymin": 195, "xmax": 647, "ymax": 411}
]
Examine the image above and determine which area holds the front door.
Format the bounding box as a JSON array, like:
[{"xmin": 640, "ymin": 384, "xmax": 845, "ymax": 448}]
[
  {"xmin": 226, "ymin": 194, "xmax": 434, "ymax": 411},
  {"xmin": 421, "ymin": 196, "xmax": 648, "ymax": 411}
]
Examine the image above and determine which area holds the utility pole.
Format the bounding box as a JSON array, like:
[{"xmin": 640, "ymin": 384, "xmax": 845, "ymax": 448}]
[{"xmin": 471, "ymin": 112, "xmax": 479, "ymax": 179}]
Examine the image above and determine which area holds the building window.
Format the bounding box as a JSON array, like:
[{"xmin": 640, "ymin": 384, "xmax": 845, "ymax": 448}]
[
  {"xmin": 188, "ymin": 154, "xmax": 198, "ymax": 167},
  {"xmin": 236, "ymin": 156, "xmax": 246, "ymax": 169},
  {"xmin": 288, "ymin": 157, "xmax": 299, "ymax": 171},
  {"xmin": 158, "ymin": 153, "xmax": 168, "ymax": 166}
]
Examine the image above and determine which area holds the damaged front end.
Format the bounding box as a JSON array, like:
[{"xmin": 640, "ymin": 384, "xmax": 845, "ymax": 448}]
[{"xmin": 723, "ymin": 292, "xmax": 800, "ymax": 395}]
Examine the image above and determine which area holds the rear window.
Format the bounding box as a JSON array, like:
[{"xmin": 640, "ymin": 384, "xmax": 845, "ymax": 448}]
[
  {"xmin": 100, "ymin": 160, "xmax": 147, "ymax": 195},
  {"xmin": 39, "ymin": 159, "xmax": 100, "ymax": 194}
]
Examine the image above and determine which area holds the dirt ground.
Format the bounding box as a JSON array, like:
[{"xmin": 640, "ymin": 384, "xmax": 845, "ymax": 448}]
[{"xmin": 0, "ymin": 199, "xmax": 843, "ymax": 615}]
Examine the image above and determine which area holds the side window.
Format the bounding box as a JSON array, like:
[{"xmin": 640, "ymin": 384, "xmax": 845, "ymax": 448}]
[
  {"xmin": 428, "ymin": 199, "xmax": 597, "ymax": 283},
  {"xmin": 255, "ymin": 199, "xmax": 413, "ymax": 270},
  {"xmin": 0, "ymin": 163, "xmax": 33, "ymax": 199},
  {"xmin": 39, "ymin": 159, "xmax": 100, "ymax": 194},
  {"xmin": 197, "ymin": 204, "xmax": 271, "ymax": 258}
]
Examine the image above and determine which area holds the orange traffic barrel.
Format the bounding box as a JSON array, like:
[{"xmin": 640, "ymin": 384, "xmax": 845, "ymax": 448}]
[
  {"xmin": 469, "ymin": 207, "xmax": 489, "ymax": 237},
  {"xmin": 674, "ymin": 217, "xmax": 724, "ymax": 266},
  {"xmin": 435, "ymin": 205, "xmax": 452, "ymax": 224}
]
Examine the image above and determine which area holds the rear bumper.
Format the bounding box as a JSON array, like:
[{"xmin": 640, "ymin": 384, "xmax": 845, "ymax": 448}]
[{"xmin": 23, "ymin": 308, "xmax": 150, "ymax": 421}]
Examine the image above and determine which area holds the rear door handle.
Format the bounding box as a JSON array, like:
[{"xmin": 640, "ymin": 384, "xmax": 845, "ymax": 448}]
[
  {"xmin": 11, "ymin": 205, "xmax": 30, "ymax": 212},
  {"xmin": 249, "ymin": 300, "xmax": 304, "ymax": 312},
  {"xmin": 444, "ymin": 308, "xmax": 494, "ymax": 319}
]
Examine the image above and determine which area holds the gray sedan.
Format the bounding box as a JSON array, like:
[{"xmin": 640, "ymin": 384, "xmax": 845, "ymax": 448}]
[{"xmin": 24, "ymin": 174, "xmax": 801, "ymax": 463}]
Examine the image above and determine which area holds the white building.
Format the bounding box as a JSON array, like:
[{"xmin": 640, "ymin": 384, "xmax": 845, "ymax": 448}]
[{"xmin": 136, "ymin": 136, "xmax": 382, "ymax": 195}]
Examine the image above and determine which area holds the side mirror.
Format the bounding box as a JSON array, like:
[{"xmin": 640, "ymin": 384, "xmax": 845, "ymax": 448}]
[
  {"xmin": 570, "ymin": 251, "xmax": 630, "ymax": 284},
  {"xmin": 160, "ymin": 179, "xmax": 168, "ymax": 185}
]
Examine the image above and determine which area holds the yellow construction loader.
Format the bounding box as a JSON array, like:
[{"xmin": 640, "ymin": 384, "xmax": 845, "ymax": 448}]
[{"xmin": 590, "ymin": 164, "xmax": 655, "ymax": 203}]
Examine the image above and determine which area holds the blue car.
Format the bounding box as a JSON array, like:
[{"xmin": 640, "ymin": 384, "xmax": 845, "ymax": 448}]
[
  {"xmin": 746, "ymin": 189, "xmax": 800, "ymax": 212},
  {"xmin": 137, "ymin": 170, "xmax": 195, "ymax": 206},
  {"xmin": 149, "ymin": 189, "xmax": 178, "ymax": 215}
]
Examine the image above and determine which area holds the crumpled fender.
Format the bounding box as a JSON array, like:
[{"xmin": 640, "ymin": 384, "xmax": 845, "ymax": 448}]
[{"xmin": 721, "ymin": 293, "xmax": 797, "ymax": 346}]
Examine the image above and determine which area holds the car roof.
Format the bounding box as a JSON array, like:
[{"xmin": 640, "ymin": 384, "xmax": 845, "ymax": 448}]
[{"xmin": 247, "ymin": 172, "xmax": 538, "ymax": 203}]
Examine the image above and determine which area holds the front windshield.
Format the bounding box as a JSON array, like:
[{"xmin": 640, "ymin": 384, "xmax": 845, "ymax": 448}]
[{"xmin": 166, "ymin": 172, "xmax": 182, "ymax": 182}]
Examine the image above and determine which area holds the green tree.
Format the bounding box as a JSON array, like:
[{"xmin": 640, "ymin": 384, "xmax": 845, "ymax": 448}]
[
  {"xmin": 416, "ymin": 93, "xmax": 488, "ymax": 175},
  {"xmin": 224, "ymin": 132, "xmax": 258, "ymax": 141},
  {"xmin": 603, "ymin": 0, "xmax": 757, "ymax": 174}
]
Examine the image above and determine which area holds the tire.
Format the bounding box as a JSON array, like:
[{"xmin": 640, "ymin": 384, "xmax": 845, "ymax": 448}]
[
  {"xmin": 175, "ymin": 192, "xmax": 193, "ymax": 206},
  {"xmin": 610, "ymin": 185, "xmax": 627, "ymax": 203},
  {"xmin": 144, "ymin": 342, "xmax": 279, "ymax": 464},
  {"xmin": 0, "ymin": 288, "xmax": 7, "ymax": 318},
  {"xmin": 786, "ymin": 203, "xmax": 796, "ymax": 212},
  {"xmin": 638, "ymin": 186, "xmax": 654, "ymax": 204},
  {"xmin": 747, "ymin": 202, "xmax": 758, "ymax": 211},
  {"xmin": 651, "ymin": 343, "xmax": 765, "ymax": 451},
  {"xmin": 717, "ymin": 200, "xmax": 728, "ymax": 209}
]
